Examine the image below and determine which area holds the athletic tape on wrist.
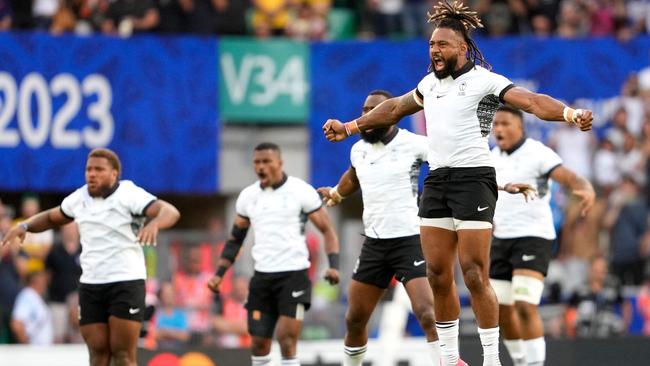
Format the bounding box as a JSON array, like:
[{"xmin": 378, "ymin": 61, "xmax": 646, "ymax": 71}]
[{"xmin": 344, "ymin": 120, "xmax": 360, "ymax": 136}]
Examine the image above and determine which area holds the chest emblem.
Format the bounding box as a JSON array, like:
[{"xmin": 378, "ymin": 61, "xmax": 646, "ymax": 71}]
[{"xmin": 458, "ymin": 81, "xmax": 467, "ymax": 96}]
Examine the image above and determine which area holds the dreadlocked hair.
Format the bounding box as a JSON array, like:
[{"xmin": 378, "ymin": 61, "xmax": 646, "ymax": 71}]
[{"xmin": 427, "ymin": 1, "xmax": 490, "ymax": 70}]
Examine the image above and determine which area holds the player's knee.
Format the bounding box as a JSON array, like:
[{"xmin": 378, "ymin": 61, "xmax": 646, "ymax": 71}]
[
  {"xmin": 462, "ymin": 264, "xmax": 488, "ymax": 292},
  {"xmin": 514, "ymin": 301, "xmax": 538, "ymax": 322},
  {"xmin": 345, "ymin": 310, "xmax": 368, "ymax": 332},
  {"xmin": 111, "ymin": 349, "xmax": 134, "ymax": 366},
  {"xmin": 88, "ymin": 349, "xmax": 110, "ymax": 366},
  {"xmin": 277, "ymin": 333, "xmax": 297, "ymax": 355},
  {"xmin": 426, "ymin": 263, "xmax": 453, "ymax": 287}
]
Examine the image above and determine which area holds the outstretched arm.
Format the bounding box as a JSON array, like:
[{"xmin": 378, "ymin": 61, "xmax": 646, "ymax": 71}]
[
  {"xmin": 308, "ymin": 207, "xmax": 340, "ymax": 285},
  {"xmin": 316, "ymin": 167, "xmax": 360, "ymax": 206},
  {"xmin": 1, "ymin": 207, "xmax": 71, "ymax": 247},
  {"xmin": 323, "ymin": 89, "xmax": 423, "ymax": 142},
  {"xmin": 502, "ymin": 87, "xmax": 593, "ymax": 131},
  {"xmin": 550, "ymin": 166, "xmax": 595, "ymax": 217}
]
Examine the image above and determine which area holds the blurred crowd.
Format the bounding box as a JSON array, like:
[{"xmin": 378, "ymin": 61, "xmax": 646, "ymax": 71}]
[{"xmin": 1, "ymin": 0, "xmax": 650, "ymax": 40}]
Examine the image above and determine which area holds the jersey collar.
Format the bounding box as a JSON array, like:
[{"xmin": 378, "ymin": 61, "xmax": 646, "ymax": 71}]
[
  {"xmin": 503, "ymin": 136, "xmax": 527, "ymax": 155},
  {"xmin": 451, "ymin": 61, "xmax": 474, "ymax": 79},
  {"xmin": 260, "ymin": 173, "xmax": 288, "ymax": 190},
  {"xmin": 380, "ymin": 128, "xmax": 399, "ymax": 145}
]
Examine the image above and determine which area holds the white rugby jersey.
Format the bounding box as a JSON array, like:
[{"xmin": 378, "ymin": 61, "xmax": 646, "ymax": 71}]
[
  {"xmin": 492, "ymin": 138, "xmax": 563, "ymax": 240},
  {"xmin": 415, "ymin": 63, "xmax": 514, "ymax": 170},
  {"xmin": 351, "ymin": 129, "xmax": 427, "ymax": 239},
  {"xmin": 236, "ymin": 175, "xmax": 322, "ymax": 273},
  {"xmin": 60, "ymin": 180, "xmax": 156, "ymax": 284}
]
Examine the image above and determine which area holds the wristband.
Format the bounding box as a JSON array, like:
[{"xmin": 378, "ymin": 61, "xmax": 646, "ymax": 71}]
[
  {"xmin": 327, "ymin": 253, "xmax": 340, "ymax": 270},
  {"xmin": 563, "ymin": 107, "xmax": 583, "ymax": 124},
  {"xmin": 19, "ymin": 222, "xmax": 29, "ymax": 232},
  {"xmin": 215, "ymin": 265, "xmax": 228, "ymax": 277},
  {"xmin": 329, "ymin": 186, "xmax": 345, "ymax": 204},
  {"xmin": 344, "ymin": 120, "xmax": 360, "ymax": 136}
]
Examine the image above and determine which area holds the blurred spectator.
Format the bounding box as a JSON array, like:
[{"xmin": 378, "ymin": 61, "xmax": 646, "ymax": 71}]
[
  {"xmin": 556, "ymin": 0, "xmax": 588, "ymax": 38},
  {"xmin": 155, "ymin": 281, "xmax": 190, "ymax": 349},
  {"xmin": 14, "ymin": 195, "xmax": 53, "ymax": 275},
  {"xmin": 251, "ymin": 0, "xmax": 290, "ymax": 37},
  {"xmin": 179, "ymin": 0, "xmax": 221, "ymax": 34},
  {"xmin": 101, "ymin": 0, "xmax": 160, "ymax": 36},
  {"xmin": 173, "ymin": 246, "xmax": 214, "ymax": 345},
  {"xmin": 530, "ymin": 13, "xmax": 552, "ymax": 37},
  {"xmin": 586, "ymin": 0, "xmax": 616, "ymax": 37},
  {"xmin": 10, "ymin": 270, "xmax": 53, "ymax": 345},
  {"xmin": 50, "ymin": 0, "xmax": 105, "ymax": 35},
  {"xmin": 401, "ymin": 0, "xmax": 429, "ymax": 38},
  {"xmin": 367, "ymin": 0, "xmax": 404, "ymax": 37},
  {"xmin": 45, "ymin": 222, "xmax": 81, "ymax": 343},
  {"xmin": 213, "ymin": 0, "xmax": 248, "ymax": 35},
  {"xmin": 32, "ymin": 0, "xmax": 59, "ymax": 30},
  {"xmin": 618, "ymin": 131, "xmax": 645, "ymax": 186},
  {"xmin": 637, "ymin": 262, "xmax": 650, "ymax": 336},
  {"xmin": 565, "ymin": 256, "xmax": 630, "ymax": 338},
  {"xmin": 156, "ymin": 0, "xmax": 186, "ymax": 33},
  {"xmin": 0, "ymin": 200, "xmax": 26, "ymax": 344},
  {"xmin": 287, "ymin": 0, "xmax": 327, "ymax": 41},
  {"xmin": 592, "ymin": 138, "xmax": 620, "ymax": 195},
  {"xmin": 213, "ymin": 275, "xmax": 251, "ymax": 348},
  {"xmin": 0, "ymin": 0, "xmax": 11, "ymax": 30},
  {"xmin": 604, "ymin": 176, "xmax": 647, "ymax": 285},
  {"xmin": 550, "ymin": 121, "xmax": 595, "ymax": 181}
]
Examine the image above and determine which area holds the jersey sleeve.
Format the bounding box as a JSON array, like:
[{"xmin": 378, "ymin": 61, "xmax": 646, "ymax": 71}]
[
  {"xmin": 537, "ymin": 144, "xmax": 563, "ymax": 176},
  {"xmin": 124, "ymin": 182, "xmax": 157, "ymax": 216},
  {"xmin": 300, "ymin": 183, "xmax": 323, "ymax": 215},
  {"xmin": 235, "ymin": 189, "xmax": 250, "ymax": 219},
  {"xmin": 11, "ymin": 292, "xmax": 31, "ymax": 322},
  {"xmin": 60, "ymin": 190, "xmax": 80, "ymax": 219},
  {"xmin": 414, "ymin": 75, "xmax": 432, "ymax": 107},
  {"xmin": 485, "ymin": 71, "xmax": 515, "ymax": 103}
]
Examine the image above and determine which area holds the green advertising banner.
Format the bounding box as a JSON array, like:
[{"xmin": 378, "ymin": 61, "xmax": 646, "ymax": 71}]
[{"xmin": 219, "ymin": 37, "xmax": 309, "ymax": 123}]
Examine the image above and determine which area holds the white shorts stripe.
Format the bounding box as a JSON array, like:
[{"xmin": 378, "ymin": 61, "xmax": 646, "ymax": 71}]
[
  {"xmin": 420, "ymin": 217, "xmax": 455, "ymax": 230},
  {"xmin": 453, "ymin": 219, "xmax": 492, "ymax": 230}
]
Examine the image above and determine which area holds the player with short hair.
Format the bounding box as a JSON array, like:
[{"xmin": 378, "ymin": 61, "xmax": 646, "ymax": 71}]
[
  {"xmin": 207, "ymin": 142, "xmax": 340, "ymax": 366},
  {"xmin": 318, "ymin": 89, "xmax": 461, "ymax": 366},
  {"xmin": 2, "ymin": 147, "xmax": 181, "ymax": 366},
  {"xmin": 322, "ymin": 2, "xmax": 593, "ymax": 365},
  {"xmin": 489, "ymin": 105, "xmax": 595, "ymax": 366}
]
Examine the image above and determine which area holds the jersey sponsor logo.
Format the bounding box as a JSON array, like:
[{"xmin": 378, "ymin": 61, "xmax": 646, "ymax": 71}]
[
  {"xmin": 436, "ymin": 94, "xmax": 446, "ymax": 98},
  {"xmin": 522, "ymin": 254, "xmax": 536, "ymax": 261},
  {"xmin": 477, "ymin": 205, "xmax": 489, "ymax": 212},
  {"xmin": 413, "ymin": 260, "xmax": 426, "ymax": 266},
  {"xmin": 291, "ymin": 290, "xmax": 305, "ymax": 298},
  {"xmin": 129, "ymin": 307, "xmax": 140, "ymax": 314}
]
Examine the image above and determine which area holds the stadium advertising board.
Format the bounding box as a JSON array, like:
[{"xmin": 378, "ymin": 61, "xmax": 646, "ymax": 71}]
[
  {"xmin": 219, "ymin": 37, "xmax": 309, "ymax": 123},
  {"xmin": 0, "ymin": 33, "xmax": 219, "ymax": 194}
]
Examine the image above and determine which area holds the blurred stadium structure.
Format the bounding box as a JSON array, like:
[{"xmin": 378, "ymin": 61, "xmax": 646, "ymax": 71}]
[{"xmin": 2, "ymin": 1, "xmax": 650, "ymax": 365}]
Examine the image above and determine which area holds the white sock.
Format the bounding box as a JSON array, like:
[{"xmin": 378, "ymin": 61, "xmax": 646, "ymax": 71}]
[
  {"xmin": 252, "ymin": 354, "xmax": 273, "ymax": 366},
  {"xmin": 436, "ymin": 319, "xmax": 459, "ymax": 366},
  {"xmin": 427, "ymin": 340, "xmax": 442, "ymax": 364},
  {"xmin": 525, "ymin": 337, "xmax": 546, "ymax": 366},
  {"xmin": 504, "ymin": 339, "xmax": 526, "ymax": 366},
  {"xmin": 281, "ymin": 357, "xmax": 300, "ymax": 366},
  {"xmin": 478, "ymin": 326, "xmax": 501, "ymax": 366},
  {"xmin": 343, "ymin": 344, "xmax": 367, "ymax": 366}
]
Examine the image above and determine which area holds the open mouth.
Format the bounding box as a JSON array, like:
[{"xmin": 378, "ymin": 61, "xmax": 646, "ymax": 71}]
[{"xmin": 432, "ymin": 56, "xmax": 445, "ymax": 70}]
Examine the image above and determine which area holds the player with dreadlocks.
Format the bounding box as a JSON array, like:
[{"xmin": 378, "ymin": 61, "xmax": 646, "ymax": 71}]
[{"xmin": 323, "ymin": 2, "xmax": 593, "ymax": 365}]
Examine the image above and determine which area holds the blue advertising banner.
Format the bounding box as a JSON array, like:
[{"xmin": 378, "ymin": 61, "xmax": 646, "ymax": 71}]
[
  {"xmin": 0, "ymin": 33, "xmax": 218, "ymax": 194},
  {"xmin": 309, "ymin": 36, "xmax": 650, "ymax": 188}
]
